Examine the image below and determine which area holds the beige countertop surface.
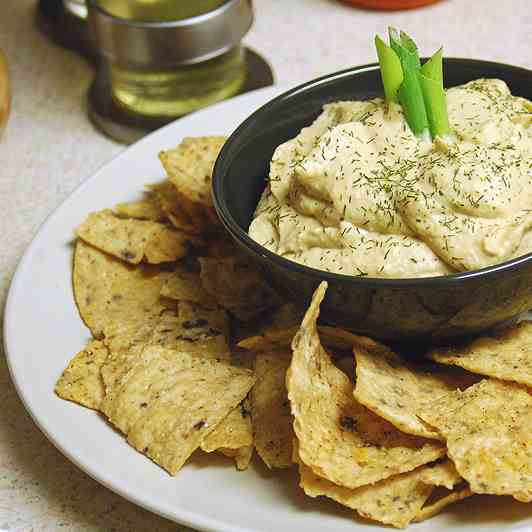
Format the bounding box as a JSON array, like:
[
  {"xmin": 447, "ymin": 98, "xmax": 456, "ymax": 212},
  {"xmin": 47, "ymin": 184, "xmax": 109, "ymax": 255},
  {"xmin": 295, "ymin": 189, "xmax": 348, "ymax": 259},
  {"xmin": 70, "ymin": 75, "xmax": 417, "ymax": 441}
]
[{"xmin": 0, "ymin": 1, "xmax": 530, "ymax": 530}]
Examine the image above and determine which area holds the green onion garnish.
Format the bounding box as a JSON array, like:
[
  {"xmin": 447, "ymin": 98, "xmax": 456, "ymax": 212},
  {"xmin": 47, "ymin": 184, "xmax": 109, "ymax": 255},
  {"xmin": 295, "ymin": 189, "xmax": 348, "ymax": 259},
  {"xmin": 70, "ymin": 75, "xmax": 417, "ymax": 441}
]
[
  {"xmin": 418, "ymin": 48, "xmax": 451, "ymax": 139},
  {"xmin": 374, "ymin": 35, "xmax": 403, "ymax": 104},
  {"xmin": 375, "ymin": 27, "xmax": 451, "ymax": 142},
  {"xmin": 388, "ymin": 28, "xmax": 430, "ymax": 141}
]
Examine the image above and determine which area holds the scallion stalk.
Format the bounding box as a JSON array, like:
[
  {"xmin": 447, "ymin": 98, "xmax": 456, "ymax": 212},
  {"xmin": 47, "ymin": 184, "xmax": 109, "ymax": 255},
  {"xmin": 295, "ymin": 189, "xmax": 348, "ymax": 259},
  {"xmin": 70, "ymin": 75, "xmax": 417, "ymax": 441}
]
[
  {"xmin": 374, "ymin": 35, "xmax": 403, "ymax": 104},
  {"xmin": 418, "ymin": 48, "xmax": 451, "ymax": 139},
  {"xmin": 388, "ymin": 28, "xmax": 430, "ymax": 140}
]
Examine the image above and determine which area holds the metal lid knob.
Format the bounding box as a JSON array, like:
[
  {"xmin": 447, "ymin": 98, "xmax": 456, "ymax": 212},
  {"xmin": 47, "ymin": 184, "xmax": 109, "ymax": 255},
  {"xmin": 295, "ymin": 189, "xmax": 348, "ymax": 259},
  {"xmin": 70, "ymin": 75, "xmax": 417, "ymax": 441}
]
[{"xmin": 87, "ymin": 0, "xmax": 254, "ymax": 67}]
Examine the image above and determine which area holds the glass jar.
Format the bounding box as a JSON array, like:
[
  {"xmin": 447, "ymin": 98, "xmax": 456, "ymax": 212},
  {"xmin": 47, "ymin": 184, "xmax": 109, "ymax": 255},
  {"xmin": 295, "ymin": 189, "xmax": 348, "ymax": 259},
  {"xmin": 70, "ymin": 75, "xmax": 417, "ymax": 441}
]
[
  {"xmin": 108, "ymin": 45, "xmax": 246, "ymax": 118},
  {"xmin": 88, "ymin": 0, "xmax": 252, "ymax": 118}
]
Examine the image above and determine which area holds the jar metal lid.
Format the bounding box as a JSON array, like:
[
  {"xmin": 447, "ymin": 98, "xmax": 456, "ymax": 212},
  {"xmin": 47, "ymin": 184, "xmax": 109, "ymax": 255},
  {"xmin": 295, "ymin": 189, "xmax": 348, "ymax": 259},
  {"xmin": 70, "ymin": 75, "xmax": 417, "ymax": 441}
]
[{"xmin": 87, "ymin": 0, "xmax": 253, "ymax": 67}]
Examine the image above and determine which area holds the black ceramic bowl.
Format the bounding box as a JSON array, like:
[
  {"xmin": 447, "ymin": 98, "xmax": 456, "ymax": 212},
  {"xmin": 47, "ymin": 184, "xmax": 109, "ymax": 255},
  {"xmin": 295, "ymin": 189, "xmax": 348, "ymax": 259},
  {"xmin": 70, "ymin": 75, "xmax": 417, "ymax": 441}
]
[{"xmin": 212, "ymin": 59, "xmax": 532, "ymax": 342}]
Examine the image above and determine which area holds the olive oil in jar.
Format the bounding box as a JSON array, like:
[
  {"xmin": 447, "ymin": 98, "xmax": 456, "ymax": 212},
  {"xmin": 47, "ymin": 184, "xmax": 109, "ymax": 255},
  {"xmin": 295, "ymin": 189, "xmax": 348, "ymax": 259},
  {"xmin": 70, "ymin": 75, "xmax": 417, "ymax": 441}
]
[
  {"xmin": 95, "ymin": 0, "xmax": 247, "ymax": 118},
  {"xmin": 96, "ymin": 0, "xmax": 228, "ymax": 22}
]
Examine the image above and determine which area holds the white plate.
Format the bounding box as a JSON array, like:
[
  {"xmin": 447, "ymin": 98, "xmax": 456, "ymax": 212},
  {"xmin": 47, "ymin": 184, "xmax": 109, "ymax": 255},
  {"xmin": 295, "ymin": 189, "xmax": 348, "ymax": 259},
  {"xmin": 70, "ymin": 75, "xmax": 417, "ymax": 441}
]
[{"xmin": 4, "ymin": 86, "xmax": 532, "ymax": 532}]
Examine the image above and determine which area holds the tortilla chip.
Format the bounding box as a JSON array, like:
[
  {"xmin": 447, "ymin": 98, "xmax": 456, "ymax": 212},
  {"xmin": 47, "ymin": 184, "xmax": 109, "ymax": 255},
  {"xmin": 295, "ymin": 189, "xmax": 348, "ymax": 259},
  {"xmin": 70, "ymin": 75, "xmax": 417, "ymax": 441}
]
[
  {"xmin": 413, "ymin": 485, "xmax": 473, "ymax": 523},
  {"xmin": 160, "ymin": 264, "xmax": 216, "ymax": 306},
  {"xmin": 159, "ymin": 136, "xmax": 225, "ymax": 207},
  {"xmin": 76, "ymin": 210, "xmax": 189, "ymax": 264},
  {"xmin": 147, "ymin": 180, "xmax": 196, "ymax": 232},
  {"xmin": 73, "ymin": 240, "xmax": 166, "ymax": 339},
  {"xmin": 287, "ymin": 282, "xmax": 445, "ymax": 489},
  {"xmin": 159, "ymin": 136, "xmax": 226, "ymax": 228},
  {"xmin": 353, "ymin": 340, "xmax": 479, "ymax": 439},
  {"xmin": 297, "ymin": 438, "xmax": 464, "ymax": 530},
  {"xmin": 55, "ymin": 340, "xmax": 108, "ymax": 410},
  {"xmin": 219, "ymin": 445, "xmax": 254, "ymax": 471},
  {"xmin": 418, "ymin": 378, "xmax": 532, "ymax": 502},
  {"xmin": 428, "ymin": 320, "xmax": 532, "ymax": 387},
  {"xmin": 251, "ymin": 348, "xmax": 293, "ymax": 468},
  {"xmin": 113, "ymin": 346, "xmax": 255, "ymax": 475},
  {"xmin": 201, "ymin": 402, "xmax": 253, "ymax": 452},
  {"xmin": 101, "ymin": 303, "xmax": 231, "ymax": 410},
  {"xmin": 114, "ymin": 196, "xmax": 165, "ymax": 222},
  {"xmin": 297, "ymin": 453, "xmax": 465, "ymax": 529},
  {"xmin": 199, "ymin": 255, "xmax": 281, "ymax": 321}
]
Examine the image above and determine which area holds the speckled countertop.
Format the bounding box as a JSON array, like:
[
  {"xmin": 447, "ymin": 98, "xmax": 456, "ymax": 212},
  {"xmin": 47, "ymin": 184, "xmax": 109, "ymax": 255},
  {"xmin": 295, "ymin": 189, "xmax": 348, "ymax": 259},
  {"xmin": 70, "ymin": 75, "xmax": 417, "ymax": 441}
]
[{"xmin": 0, "ymin": 1, "xmax": 530, "ymax": 530}]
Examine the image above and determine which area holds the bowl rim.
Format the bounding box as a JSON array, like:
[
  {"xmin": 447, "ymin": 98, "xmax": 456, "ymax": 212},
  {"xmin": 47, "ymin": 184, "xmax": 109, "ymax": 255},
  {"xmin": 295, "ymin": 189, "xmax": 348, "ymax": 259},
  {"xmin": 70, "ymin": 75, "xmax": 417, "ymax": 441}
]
[{"xmin": 212, "ymin": 59, "xmax": 532, "ymax": 289}]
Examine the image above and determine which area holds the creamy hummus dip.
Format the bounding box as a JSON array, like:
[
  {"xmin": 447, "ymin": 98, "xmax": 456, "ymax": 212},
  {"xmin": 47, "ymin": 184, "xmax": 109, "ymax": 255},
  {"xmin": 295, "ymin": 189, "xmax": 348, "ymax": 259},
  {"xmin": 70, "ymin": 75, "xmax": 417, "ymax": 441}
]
[{"xmin": 249, "ymin": 79, "xmax": 532, "ymax": 278}]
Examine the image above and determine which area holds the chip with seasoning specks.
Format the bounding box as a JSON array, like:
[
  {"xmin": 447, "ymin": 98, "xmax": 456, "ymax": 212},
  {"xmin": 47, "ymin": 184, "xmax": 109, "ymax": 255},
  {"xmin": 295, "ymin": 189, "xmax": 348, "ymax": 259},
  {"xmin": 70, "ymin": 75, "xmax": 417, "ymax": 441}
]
[
  {"xmin": 73, "ymin": 239, "xmax": 166, "ymax": 339},
  {"xmin": 159, "ymin": 136, "xmax": 226, "ymax": 229},
  {"xmin": 102, "ymin": 345, "xmax": 255, "ymax": 475},
  {"xmin": 295, "ymin": 439, "xmax": 461, "ymax": 530},
  {"xmin": 55, "ymin": 340, "xmax": 108, "ymax": 410},
  {"xmin": 101, "ymin": 303, "xmax": 231, "ymax": 412},
  {"xmin": 76, "ymin": 209, "xmax": 190, "ymax": 264},
  {"xmin": 428, "ymin": 320, "xmax": 532, "ymax": 387},
  {"xmin": 251, "ymin": 347, "xmax": 294, "ymax": 469},
  {"xmin": 353, "ymin": 339, "xmax": 479, "ymax": 439},
  {"xmin": 287, "ymin": 282, "xmax": 445, "ymax": 489},
  {"xmin": 418, "ymin": 378, "xmax": 532, "ymax": 502}
]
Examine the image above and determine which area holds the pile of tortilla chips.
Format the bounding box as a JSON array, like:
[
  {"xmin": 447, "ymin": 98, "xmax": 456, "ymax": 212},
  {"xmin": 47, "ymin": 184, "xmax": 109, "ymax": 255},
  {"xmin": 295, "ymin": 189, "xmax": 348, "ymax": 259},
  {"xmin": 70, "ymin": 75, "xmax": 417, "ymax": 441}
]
[{"xmin": 56, "ymin": 137, "xmax": 531, "ymax": 529}]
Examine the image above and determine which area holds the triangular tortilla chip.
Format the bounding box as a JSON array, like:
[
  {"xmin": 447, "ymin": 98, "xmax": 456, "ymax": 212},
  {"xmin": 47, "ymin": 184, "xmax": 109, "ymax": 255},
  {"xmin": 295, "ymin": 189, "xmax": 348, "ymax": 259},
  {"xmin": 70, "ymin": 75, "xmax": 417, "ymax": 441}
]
[
  {"xmin": 73, "ymin": 240, "xmax": 166, "ymax": 339},
  {"xmin": 76, "ymin": 210, "xmax": 189, "ymax": 264},
  {"xmin": 55, "ymin": 340, "xmax": 108, "ymax": 410},
  {"xmin": 296, "ymin": 440, "xmax": 459, "ymax": 530},
  {"xmin": 287, "ymin": 282, "xmax": 445, "ymax": 489},
  {"xmin": 418, "ymin": 378, "xmax": 532, "ymax": 502},
  {"xmin": 428, "ymin": 320, "xmax": 532, "ymax": 387},
  {"xmin": 116, "ymin": 346, "xmax": 255, "ymax": 475},
  {"xmin": 101, "ymin": 303, "xmax": 231, "ymax": 412},
  {"xmin": 353, "ymin": 339, "xmax": 479, "ymax": 439},
  {"xmin": 159, "ymin": 136, "xmax": 226, "ymax": 229}
]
